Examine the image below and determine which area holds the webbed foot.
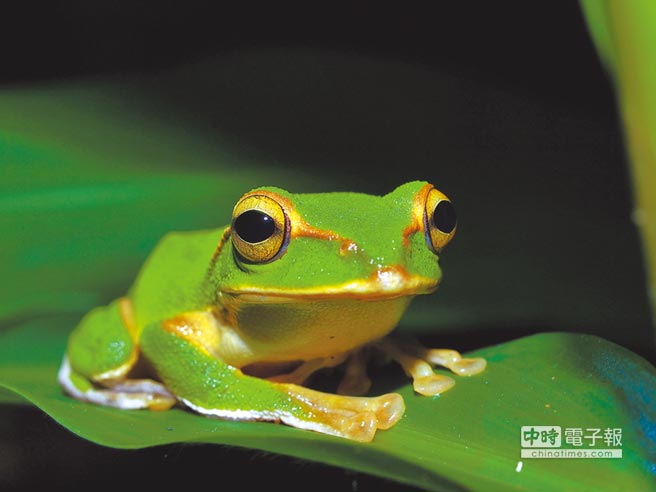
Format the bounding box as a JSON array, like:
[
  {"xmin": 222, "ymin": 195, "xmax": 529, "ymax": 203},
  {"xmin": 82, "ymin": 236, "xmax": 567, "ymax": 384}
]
[{"xmin": 278, "ymin": 383, "xmax": 405, "ymax": 441}]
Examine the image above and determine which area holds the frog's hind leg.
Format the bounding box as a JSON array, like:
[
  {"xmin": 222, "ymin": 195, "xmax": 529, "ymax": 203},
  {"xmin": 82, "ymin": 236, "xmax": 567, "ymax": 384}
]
[
  {"xmin": 376, "ymin": 336, "xmax": 486, "ymax": 397},
  {"xmin": 59, "ymin": 297, "xmax": 176, "ymax": 411}
]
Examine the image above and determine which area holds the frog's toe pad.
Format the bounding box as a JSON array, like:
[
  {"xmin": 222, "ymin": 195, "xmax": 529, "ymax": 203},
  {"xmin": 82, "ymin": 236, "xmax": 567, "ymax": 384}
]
[
  {"xmin": 373, "ymin": 393, "xmax": 405, "ymax": 429},
  {"xmin": 340, "ymin": 412, "xmax": 378, "ymax": 442},
  {"xmin": 450, "ymin": 357, "xmax": 487, "ymax": 376},
  {"xmin": 412, "ymin": 374, "xmax": 455, "ymax": 396}
]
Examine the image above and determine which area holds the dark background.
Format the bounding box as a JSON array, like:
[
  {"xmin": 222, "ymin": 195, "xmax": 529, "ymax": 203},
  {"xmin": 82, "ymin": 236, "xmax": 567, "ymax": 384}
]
[
  {"xmin": 1, "ymin": 2, "xmax": 652, "ymax": 491},
  {"xmin": 1, "ymin": 2, "xmax": 611, "ymax": 114}
]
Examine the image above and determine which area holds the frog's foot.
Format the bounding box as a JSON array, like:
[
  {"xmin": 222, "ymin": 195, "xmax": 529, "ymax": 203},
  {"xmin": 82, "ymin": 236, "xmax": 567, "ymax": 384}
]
[
  {"xmin": 277, "ymin": 383, "xmax": 405, "ymax": 442},
  {"xmin": 376, "ymin": 336, "xmax": 486, "ymax": 397},
  {"xmin": 58, "ymin": 356, "xmax": 177, "ymax": 411}
]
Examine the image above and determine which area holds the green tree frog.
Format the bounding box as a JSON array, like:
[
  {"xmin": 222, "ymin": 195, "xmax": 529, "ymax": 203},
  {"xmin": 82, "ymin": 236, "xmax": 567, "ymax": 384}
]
[{"xmin": 59, "ymin": 181, "xmax": 486, "ymax": 442}]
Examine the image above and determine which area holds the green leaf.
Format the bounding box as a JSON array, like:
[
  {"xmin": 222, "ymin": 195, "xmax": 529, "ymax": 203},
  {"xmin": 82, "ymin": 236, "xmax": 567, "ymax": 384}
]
[
  {"xmin": 579, "ymin": 1, "xmax": 617, "ymax": 75},
  {"xmin": 579, "ymin": 0, "xmax": 656, "ymax": 331},
  {"xmin": 0, "ymin": 96, "xmax": 309, "ymax": 323},
  {"xmin": 0, "ymin": 316, "xmax": 653, "ymax": 492}
]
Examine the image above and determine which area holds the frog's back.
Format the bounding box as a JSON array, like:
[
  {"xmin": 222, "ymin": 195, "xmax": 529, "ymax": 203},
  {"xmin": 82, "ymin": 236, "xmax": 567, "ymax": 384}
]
[{"xmin": 129, "ymin": 228, "xmax": 224, "ymax": 330}]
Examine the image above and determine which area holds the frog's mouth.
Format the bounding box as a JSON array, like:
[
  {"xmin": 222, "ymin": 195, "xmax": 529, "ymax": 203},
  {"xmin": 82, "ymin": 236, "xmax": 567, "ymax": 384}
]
[{"xmin": 220, "ymin": 266, "xmax": 439, "ymax": 302}]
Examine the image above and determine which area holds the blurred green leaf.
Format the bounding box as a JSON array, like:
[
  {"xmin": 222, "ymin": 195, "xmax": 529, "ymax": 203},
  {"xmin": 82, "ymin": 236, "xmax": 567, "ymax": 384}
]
[
  {"xmin": 579, "ymin": 1, "xmax": 617, "ymax": 74},
  {"xmin": 0, "ymin": 82, "xmax": 310, "ymax": 322},
  {"xmin": 580, "ymin": 0, "xmax": 656, "ymax": 330}
]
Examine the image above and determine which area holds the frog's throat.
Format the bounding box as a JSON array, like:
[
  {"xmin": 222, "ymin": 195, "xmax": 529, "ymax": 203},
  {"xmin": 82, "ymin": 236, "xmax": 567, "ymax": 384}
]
[{"xmin": 220, "ymin": 266, "xmax": 439, "ymax": 302}]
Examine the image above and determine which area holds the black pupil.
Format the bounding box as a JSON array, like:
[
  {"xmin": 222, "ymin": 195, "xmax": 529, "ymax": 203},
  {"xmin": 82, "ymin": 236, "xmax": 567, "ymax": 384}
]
[
  {"xmin": 433, "ymin": 201, "xmax": 457, "ymax": 233},
  {"xmin": 234, "ymin": 210, "xmax": 276, "ymax": 243}
]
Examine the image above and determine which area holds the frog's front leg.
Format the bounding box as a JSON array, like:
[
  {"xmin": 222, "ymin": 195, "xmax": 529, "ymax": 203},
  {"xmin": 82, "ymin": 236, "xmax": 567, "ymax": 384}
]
[
  {"xmin": 141, "ymin": 312, "xmax": 405, "ymax": 442},
  {"xmin": 376, "ymin": 336, "xmax": 486, "ymax": 396},
  {"xmin": 58, "ymin": 298, "xmax": 176, "ymax": 410}
]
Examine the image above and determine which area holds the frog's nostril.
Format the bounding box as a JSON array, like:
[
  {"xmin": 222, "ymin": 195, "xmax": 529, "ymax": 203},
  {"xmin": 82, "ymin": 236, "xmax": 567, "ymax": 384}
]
[{"xmin": 339, "ymin": 240, "xmax": 360, "ymax": 256}]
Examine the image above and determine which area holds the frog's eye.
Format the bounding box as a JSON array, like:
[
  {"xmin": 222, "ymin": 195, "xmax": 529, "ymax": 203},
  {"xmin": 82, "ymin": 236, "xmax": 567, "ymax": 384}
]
[
  {"xmin": 231, "ymin": 194, "xmax": 289, "ymax": 263},
  {"xmin": 424, "ymin": 187, "xmax": 457, "ymax": 253}
]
